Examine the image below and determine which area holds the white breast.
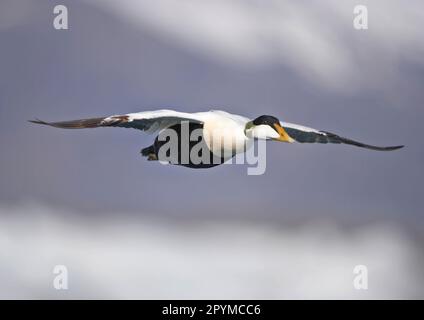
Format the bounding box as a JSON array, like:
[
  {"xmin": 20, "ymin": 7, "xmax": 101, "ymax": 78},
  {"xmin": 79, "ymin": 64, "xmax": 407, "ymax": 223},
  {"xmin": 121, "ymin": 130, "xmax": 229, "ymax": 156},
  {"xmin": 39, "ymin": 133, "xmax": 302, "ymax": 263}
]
[{"xmin": 201, "ymin": 111, "xmax": 252, "ymax": 159}]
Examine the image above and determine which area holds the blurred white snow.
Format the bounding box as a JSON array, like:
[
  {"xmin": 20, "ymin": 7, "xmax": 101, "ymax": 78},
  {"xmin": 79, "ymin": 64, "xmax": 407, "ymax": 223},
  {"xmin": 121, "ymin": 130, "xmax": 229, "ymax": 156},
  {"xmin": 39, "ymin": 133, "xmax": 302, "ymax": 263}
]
[{"xmin": 1, "ymin": 204, "xmax": 422, "ymax": 299}]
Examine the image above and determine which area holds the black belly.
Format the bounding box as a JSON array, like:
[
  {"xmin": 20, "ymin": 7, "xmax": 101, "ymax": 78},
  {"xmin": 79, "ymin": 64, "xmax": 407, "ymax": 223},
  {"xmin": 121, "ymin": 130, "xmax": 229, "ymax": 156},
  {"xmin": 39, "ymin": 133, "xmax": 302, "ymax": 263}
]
[{"xmin": 149, "ymin": 123, "xmax": 231, "ymax": 168}]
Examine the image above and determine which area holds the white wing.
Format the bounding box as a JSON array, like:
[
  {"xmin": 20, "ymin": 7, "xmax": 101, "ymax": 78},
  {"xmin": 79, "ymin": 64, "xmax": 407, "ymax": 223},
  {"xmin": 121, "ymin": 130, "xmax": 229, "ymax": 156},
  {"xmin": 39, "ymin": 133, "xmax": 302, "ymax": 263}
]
[
  {"xmin": 29, "ymin": 109, "xmax": 205, "ymax": 134},
  {"xmin": 281, "ymin": 121, "xmax": 403, "ymax": 151}
]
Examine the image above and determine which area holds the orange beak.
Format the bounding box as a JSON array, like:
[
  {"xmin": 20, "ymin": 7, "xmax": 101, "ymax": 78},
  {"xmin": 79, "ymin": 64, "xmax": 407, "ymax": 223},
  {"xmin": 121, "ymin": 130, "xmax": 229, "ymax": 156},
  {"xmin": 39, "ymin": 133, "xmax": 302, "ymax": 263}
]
[{"xmin": 273, "ymin": 123, "xmax": 294, "ymax": 143}]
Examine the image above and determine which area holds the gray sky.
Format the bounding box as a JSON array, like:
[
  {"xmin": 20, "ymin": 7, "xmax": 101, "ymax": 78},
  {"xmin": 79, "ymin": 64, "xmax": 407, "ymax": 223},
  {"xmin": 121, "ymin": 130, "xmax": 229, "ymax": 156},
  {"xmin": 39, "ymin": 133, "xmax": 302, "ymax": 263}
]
[
  {"xmin": 0, "ymin": 0, "xmax": 423, "ymax": 298},
  {"xmin": 1, "ymin": 0, "xmax": 422, "ymax": 222}
]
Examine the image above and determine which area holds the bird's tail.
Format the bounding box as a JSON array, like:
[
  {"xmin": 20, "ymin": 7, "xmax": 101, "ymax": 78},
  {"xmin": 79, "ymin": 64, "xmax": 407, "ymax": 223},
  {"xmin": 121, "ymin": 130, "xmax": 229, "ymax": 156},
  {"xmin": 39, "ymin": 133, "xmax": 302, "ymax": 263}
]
[{"xmin": 140, "ymin": 145, "xmax": 157, "ymax": 161}]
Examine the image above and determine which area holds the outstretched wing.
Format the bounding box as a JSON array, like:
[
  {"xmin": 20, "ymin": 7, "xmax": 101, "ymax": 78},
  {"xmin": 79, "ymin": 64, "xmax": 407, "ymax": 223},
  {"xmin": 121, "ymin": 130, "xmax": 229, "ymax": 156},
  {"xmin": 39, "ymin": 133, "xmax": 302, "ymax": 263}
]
[
  {"xmin": 29, "ymin": 110, "xmax": 204, "ymax": 134},
  {"xmin": 281, "ymin": 122, "xmax": 403, "ymax": 151}
]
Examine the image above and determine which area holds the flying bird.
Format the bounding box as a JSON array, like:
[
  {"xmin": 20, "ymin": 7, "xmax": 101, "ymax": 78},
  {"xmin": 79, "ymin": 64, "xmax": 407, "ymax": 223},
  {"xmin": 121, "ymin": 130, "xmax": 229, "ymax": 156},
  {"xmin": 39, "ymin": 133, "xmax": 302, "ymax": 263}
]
[{"xmin": 29, "ymin": 109, "xmax": 403, "ymax": 168}]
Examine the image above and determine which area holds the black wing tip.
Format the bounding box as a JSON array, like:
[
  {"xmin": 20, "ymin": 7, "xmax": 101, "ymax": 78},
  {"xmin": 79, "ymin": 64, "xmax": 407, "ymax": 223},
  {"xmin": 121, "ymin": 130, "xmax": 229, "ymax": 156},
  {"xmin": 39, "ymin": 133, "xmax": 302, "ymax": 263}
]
[
  {"xmin": 351, "ymin": 143, "xmax": 405, "ymax": 151},
  {"xmin": 381, "ymin": 145, "xmax": 404, "ymax": 151},
  {"xmin": 27, "ymin": 117, "xmax": 107, "ymax": 129},
  {"xmin": 322, "ymin": 131, "xmax": 405, "ymax": 152},
  {"xmin": 28, "ymin": 118, "xmax": 49, "ymax": 125}
]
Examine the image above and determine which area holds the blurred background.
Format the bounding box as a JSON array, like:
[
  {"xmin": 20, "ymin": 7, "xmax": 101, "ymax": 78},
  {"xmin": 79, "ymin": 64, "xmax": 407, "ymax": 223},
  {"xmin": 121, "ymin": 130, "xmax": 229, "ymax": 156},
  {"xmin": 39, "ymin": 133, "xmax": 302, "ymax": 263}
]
[{"xmin": 0, "ymin": 0, "xmax": 423, "ymax": 299}]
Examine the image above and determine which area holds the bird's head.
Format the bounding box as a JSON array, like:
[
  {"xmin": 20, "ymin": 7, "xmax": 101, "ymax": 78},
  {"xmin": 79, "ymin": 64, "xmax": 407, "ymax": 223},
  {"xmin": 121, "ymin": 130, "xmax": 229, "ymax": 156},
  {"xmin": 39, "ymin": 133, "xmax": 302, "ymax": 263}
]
[{"xmin": 245, "ymin": 115, "xmax": 294, "ymax": 142}]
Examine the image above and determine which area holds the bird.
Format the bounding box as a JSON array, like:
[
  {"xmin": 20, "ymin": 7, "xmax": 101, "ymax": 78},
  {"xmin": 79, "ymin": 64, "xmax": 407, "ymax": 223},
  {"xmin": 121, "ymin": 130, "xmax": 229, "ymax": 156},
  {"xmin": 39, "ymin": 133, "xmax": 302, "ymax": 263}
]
[{"xmin": 29, "ymin": 109, "xmax": 403, "ymax": 168}]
